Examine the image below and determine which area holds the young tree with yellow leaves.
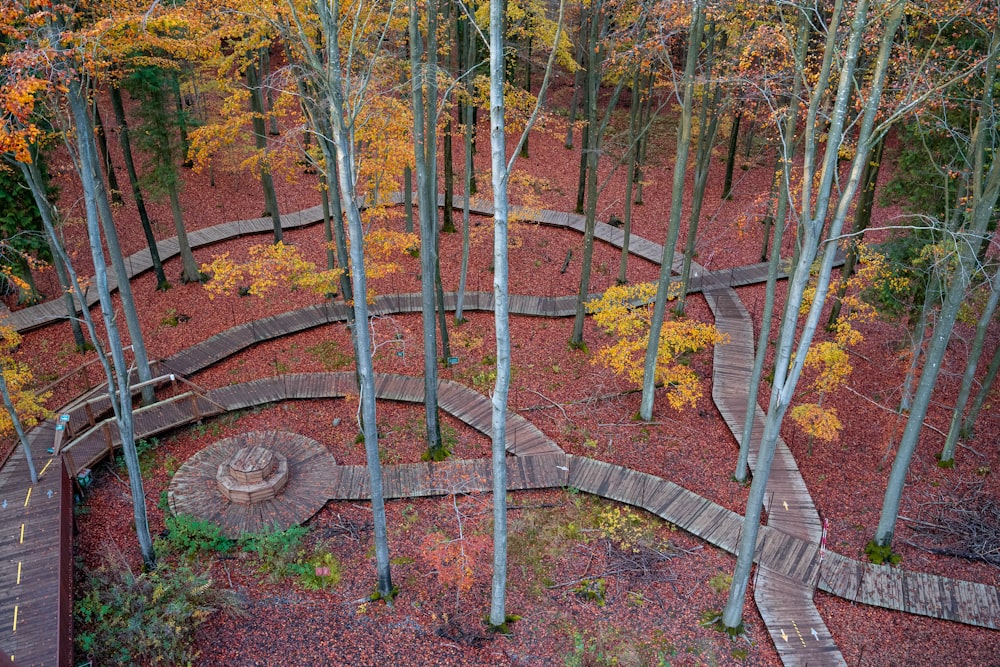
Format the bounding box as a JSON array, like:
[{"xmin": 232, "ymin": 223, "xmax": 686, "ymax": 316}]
[
  {"xmin": 0, "ymin": 326, "xmax": 51, "ymax": 485},
  {"xmin": 587, "ymin": 283, "xmax": 727, "ymax": 410}
]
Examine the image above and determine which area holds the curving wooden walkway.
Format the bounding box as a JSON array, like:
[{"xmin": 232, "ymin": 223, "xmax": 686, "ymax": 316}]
[{"xmin": 1, "ymin": 199, "xmax": 997, "ymax": 666}]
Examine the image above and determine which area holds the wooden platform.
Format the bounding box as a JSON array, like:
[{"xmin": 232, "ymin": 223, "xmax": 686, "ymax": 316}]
[
  {"xmin": 1, "ymin": 198, "xmax": 996, "ymax": 667},
  {"xmin": 168, "ymin": 431, "xmax": 338, "ymax": 539}
]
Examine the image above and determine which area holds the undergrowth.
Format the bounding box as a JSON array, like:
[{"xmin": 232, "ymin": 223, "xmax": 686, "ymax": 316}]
[{"xmin": 75, "ymin": 546, "xmax": 241, "ymax": 665}]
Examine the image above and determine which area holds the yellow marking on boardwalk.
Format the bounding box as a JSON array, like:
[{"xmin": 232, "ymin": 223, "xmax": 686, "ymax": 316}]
[
  {"xmin": 16, "ymin": 561, "xmax": 21, "ymax": 585},
  {"xmin": 23, "ymin": 487, "xmax": 31, "ymax": 507},
  {"xmin": 782, "ymin": 500, "xmax": 789, "ymax": 511},
  {"xmin": 19, "ymin": 523, "xmax": 24, "ymax": 544},
  {"xmin": 12, "ymin": 605, "xmax": 17, "ymax": 632},
  {"xmin": 791, "ymin": 620, "xmax": 807, "ymax": 647},
  {"xmin": 39, "ymin": 458, "xmax": 53, "ymax": 477}
]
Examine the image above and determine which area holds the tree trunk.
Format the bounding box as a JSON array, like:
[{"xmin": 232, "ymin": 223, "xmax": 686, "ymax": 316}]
[
  {"xmin": 633, "ymin": 72, "xmax": 654, "ymax": 206},
  {"xmin": 92, "ymin": 101, "xmax": 123, "ymax": 205},
  {"xmin": 734, "ymin": 9, "xmax": 810, "ymax": 482},
  {"xmin": 724, "ymin": 0, "xmax": 901, "ymax": 629},
  {"xmin": 638, "ymin": 1, "xmax": 705, "ymax": 420},
  {"xmin": 51, "ymin": 246, "xmax": 88, "ymax": 351},
  {"xmin": 571, "ymin": 1, "xmax": 625, "ymax": 346},
  {"xmin": 320, "ymin": 184, "xmax": 336, "ymax": 271},
  {"xmin": 617, "ymin": 69, "xmax": 642, "ymax": 285},
  {"xmin": 721, "ymin": 111, "xmax": 741, "ymax": 200},
  {"xmin": 404, "ymin": 166, "xmax": 414, "ymax": 233},
  {"xmin": 564, "ymin": 1, "xmax": 588, "ymax": 150},
  {"xmin": 0, "ymin": 372, "xmax": 37, "ymax": 485},
  {"xmin": 171, "ymin": 72, "xmax": 193, "ymax": 168},
  {"xmin": 940, "ymin": 265, "xmax": 1000, "ymax": 464},
  {"xmin": 443, "ymin": 116, "xmax": 456, "ymax": 233},
  {"xmin": 73, "ymin": 82, "xmax": 156, "ymax": 406},
  {"xmin": 168, "ymin": 182, "xmax": 202, "ymax": 283},
  {"xmin": 319, "ymin": 0, "xmax": 394, "ymax": 599},
  {"xmin": 456, "ymin": 73, "xmax": 474, "ymax": 322},
  {"xmin": 828, "ymin": 136, "xmax": 885, "ymax": 326},
  {"xmin": 110, "ymin": 86, "xmax": 169, "ymax": 290},
  {"xmin": 488, "ymin": 0, "xmax": 511, "ymax": 628},
  {"xmin": 963, "ymin": 334, "xmax": 1000, "ymax": 438},
  {"xmin": 677, "ymin": 26, "xmax": 722, "ymax": 315},
  {"xmin": 247, "ymin": 59, "xmax": 283, "ymax": 243},
  {"xmin": 67, "ymin": 77, "xmax": 156, "ymax": 568},
  {"xmin": 410, "ymin": 0, "xmax": 445, "ymax": 458},
  {"xmin": 876, "ymin": 24, "xmax": 1000, "ymax": 546}
]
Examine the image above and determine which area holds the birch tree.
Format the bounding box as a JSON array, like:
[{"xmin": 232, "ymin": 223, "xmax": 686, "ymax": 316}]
[{"xmin": 723, "ymin": 0, "xmax": 907, "ymax": 629}]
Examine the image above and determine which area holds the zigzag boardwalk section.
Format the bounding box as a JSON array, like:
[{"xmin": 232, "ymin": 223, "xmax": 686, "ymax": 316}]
[
  {"xmin": 698, "ymin": 264, "xmax": 838, "ymax": 666},
  {"xmin": 2, "ymin": 201, "xmax": 997, "ymax": 665}
]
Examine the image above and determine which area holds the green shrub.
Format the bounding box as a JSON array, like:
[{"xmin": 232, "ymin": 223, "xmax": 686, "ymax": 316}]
[
  {"xmin": 864, "ymin": 540, "xmax": 902, "ymax": 566},
  {"xmin": 158, "ymin": 514, "xmax": 234, "ymax": 558},
  {"xmin": 75, "ymin": 551, "xmax": 240, "ymax": 665},
  {"xmin": 240, "ymin": 524, "xmax": 309, "ymax": 580}
]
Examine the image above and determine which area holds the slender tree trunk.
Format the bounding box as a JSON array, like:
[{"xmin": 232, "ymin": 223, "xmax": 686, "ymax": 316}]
[
  {"xmin": 0, "ymin": 372, "xmax": 37, "ymax": 485},
  {"xmin": 51, "ymin": 246, "xmax": 88, "ymax": 350},
  {"xmin": 92, "ymin": 101, "xmax": 123, "ymax": 205},
  {"xmin": 677, "ymin": 27, "xmax": 722, "ymax": 314},
  {"xmin": 638, "ymin": 1, "xmax": 705, "ymax": 420},
  {"xmin": 574, "ymin": 122, "xmax": 589, "ymax": 214},
  {"xmin": 734, "ymin": 9, "xmax": 810, "ymax": 483},
  {"xmin": 722, "ymin": 111, "xmax": 741, "ymax": 200},
  {"xmin": 110, "ymin": 86, "xmax": 169, "ymax": 290},
  {"xmin": 410, "ymin": 0, "xmax": 444, "ymax": 457},
  {"xmin": 564, "ymin": 2, "xmax": 588, "ymax": 150},
  {"xmin": 320, "ymin": 134, "xmax": 354, "ymax": 305},
  {"xmin": 940, "ymin": 266, "xmax": 1000, "ymax": 464},
  {"xmin": 724, "ymin": 0, "xmax": 901, "ymax": 628},
  {"xmin": 404, "ymin": 166, "xmax": 414, "ymax": 233},
  {"xmin": 320, "ymin": 184, "xmax": 336, "ymax": 271},
  {"xmin": 67, "ymin": 78, "xmax": 156, "ymax": 568},
  {"xmin": 900, "ymin": 283, "xmax": 935, "ymax": 412},
  {"xmin": 618, "ymin": 70, "xmax": 642, "ymax": 285},
  {"xmin": 443, "ymin": 117, "xmax": 456, "ymax": 233},
  {"xmin": 261, "ymin": 48, "xmax": 280, "ymax": 136},
  {"xmin": 456, "ymin": 80, "xmax": 474, "ymax": 322},
  {"xmin": 319, "ymin": 0, "xmax": 393, "ymax": 599},
  {"xmin": 488, "ymin": 0, "xmax": 511, "ymax": 628},
  {"xmin": 570, "ymin": 1, "xmax": 614, "ymax": 346},
  {"xmin": 171, "ymin": 72, "xmax": 193, "ymax": 168},
  {"xmin": 634, "ymin": 72, "xmax": 654, "ymax": 206},
  {"xmin": 71, "ymin": 81, "xmax": 156, "ymax": 405},
  {"xmin": 247, "ymin": 59, "xmax": 283, "ymax": 243},
  {"xmin": 963, "ymin": 335, "xmax": 1000, "ymax": 438}
]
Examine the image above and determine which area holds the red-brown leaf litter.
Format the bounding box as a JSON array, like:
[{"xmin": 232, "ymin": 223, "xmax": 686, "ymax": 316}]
[{"xmin": 10, "ymin": 78, "xmax": 998, "ymax": 666}]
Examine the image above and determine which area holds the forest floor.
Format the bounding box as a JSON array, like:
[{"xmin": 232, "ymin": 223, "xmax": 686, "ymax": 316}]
[{"xmin": 9, "ymin": 78, "xmax": 1000, "ymax": 666}]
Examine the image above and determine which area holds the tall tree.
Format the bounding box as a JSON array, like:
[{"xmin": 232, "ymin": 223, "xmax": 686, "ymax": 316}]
[
  {"xmin": 723, "ymin": 0, "xmax": 906, "ymax": 629},
  {"xmin": 637, "ymin": 0, "xmax": 704, "ymax": 420},
  {"xmin": 873, "ymin": 21, "xmax": 1000, "ymax": 549},
  {"xmin": 109, "ymin": 85, "xmax": 170, "ymax": 290},
  {"xmin": 410, "ymin": 0, "xmax": 446, "ymax": 459},
  {"xmin": 485, "ymin": 0, "xmax": 563, "ymax": 627}
]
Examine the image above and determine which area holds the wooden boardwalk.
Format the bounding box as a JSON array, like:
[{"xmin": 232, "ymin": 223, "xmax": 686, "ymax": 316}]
[{"xmin": 1, "ymin": 199, "xmax": 997, "ymax": 665}]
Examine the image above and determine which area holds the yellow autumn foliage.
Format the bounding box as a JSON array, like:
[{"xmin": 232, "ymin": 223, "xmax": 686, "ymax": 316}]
[
  {"xmin": 587, "ymin": 283, "xmax": 727, "ymax": 410},
  {"xmin": 201, "ymin": 231, "xmax": 418, "ymax": 303},
  {"xmin": 0, "ymin": 326, "xmax": 51, "ymax": 435},
  {"xmin": 789, "ymin": 403, "xmax": 842, "ymax": 443}
]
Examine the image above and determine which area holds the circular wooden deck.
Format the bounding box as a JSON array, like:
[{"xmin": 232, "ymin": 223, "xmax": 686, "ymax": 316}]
[{"xmin": 167, "ymin": 430, "xmax": 339, "ymax": 538}]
